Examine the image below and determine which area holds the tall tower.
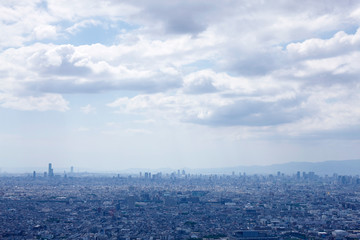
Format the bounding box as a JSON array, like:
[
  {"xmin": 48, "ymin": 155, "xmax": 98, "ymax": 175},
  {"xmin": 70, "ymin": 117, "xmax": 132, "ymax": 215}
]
[{"xmin": 48, "ymin": 163, "xmax": 54, "ymax": 177}]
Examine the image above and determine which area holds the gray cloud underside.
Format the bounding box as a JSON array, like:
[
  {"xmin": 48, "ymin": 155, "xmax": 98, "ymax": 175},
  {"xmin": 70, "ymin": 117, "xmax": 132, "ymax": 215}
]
[{"xmin": 189, "ymin": 98, "xmax": 306, "ymax": 127}]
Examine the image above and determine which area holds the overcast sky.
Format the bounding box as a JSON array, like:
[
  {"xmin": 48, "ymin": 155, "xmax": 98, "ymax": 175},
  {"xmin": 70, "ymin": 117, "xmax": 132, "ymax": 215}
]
[{"xmin": 1, "ymin": 0, "xmax": 360, "ymax": 172}]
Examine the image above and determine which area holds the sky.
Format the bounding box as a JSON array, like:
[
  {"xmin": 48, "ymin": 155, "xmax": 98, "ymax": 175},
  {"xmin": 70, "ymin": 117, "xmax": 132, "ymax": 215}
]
[{"xmin": 1, "ymin": 0, "xmax": 360, "ymax": 172}]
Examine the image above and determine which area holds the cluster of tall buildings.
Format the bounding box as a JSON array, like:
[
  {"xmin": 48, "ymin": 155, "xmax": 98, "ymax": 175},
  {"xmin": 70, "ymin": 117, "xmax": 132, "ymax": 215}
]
[{"xmin": 32, "ymin": 163, "xmax": 74, "ymax": 179}]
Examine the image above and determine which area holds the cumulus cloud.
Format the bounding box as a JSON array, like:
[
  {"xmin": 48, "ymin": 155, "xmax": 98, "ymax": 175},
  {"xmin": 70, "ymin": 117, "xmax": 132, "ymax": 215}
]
[
  {"xmin": 276, "ymin": 85, "xmax": 360, "ymax": 139},
  {"xmin": 108, "ymin": 62, "xmax": 360, "ymax": 139},
  {"xmin": 183, "ymin": 70, "xmax": 218, "ymax": 94},
  {"xmin": 286, "ymin": 28, "xmax": 360, "ymax": 60},
  {"xmin": 107, "ymin": 92, "xmax": 304, "ymax": 127},
  {"xmin": 1, "ymin": 43, "xmax": 184, "ymax": 94},
  {"xmin": 33, "ymin": 24, "xmax": 57, "ymax": 40},
  {"xmin": 108, "ymin": 81, "xmax": 360, "ymax": 139},
  {"xmin": 278, "ymin": 51, "xmax": 360, "ymax": 86},
  {"xmin": 107, "ymin": 70, "xmax": 304, "ymax": 127}
]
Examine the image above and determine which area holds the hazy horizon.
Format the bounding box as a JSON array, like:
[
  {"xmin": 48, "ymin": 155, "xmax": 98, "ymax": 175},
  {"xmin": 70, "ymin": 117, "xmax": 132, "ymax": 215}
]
[
  {"xmin": 2, "ymin": 158, "xmax": 360, "ymax": 177},
  {"xmin": 1, "ymin": 1, "xmax": 360, "ymax": 171}
]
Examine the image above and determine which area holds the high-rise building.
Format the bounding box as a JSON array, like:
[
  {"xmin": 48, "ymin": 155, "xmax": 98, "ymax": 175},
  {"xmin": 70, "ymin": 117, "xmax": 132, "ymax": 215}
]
[
  {"xmin": 48, "ymin": 163, "xmax": 54, "ymax": 177},
  {"xmin": 70, "ymin": 166, "xmax": 74, "ymax": 174},
  {"xmin": 144, "ymin": 172, "xmax": 151, "ymax": 179}
]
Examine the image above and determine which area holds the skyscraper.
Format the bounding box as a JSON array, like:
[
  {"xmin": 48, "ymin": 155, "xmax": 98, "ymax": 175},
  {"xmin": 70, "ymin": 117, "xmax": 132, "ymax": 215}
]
[{"xmin": 48, "ymin": 163, "xmax": 54, "ymax": 177}]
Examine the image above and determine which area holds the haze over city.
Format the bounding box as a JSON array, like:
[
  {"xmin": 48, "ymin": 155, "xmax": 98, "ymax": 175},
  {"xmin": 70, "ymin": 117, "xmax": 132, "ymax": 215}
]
[{"xmin": 1, "ymin": 1, "xmax": 360, "ymax": 172}]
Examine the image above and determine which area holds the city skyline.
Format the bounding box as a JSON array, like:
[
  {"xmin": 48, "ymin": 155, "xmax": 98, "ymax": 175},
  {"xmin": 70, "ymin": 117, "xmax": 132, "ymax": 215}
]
[
  {"xmin": 4, "ymin": 158, "xmax": 360, "ymax": 177},
  {"xmin": 1, "ymin": 1, "xmax": 360, "ymax": 171}
]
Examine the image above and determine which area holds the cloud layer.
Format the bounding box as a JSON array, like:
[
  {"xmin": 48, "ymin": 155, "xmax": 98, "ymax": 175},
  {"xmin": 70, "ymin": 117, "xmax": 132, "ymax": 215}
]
[{"xmin": 1, "ymin": 0, "xmax": 360, "ymax": 141}]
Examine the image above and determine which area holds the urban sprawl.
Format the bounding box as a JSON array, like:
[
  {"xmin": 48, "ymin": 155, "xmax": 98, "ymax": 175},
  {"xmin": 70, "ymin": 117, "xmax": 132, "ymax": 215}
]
[{"xmin": 1, "ymin": 165, "xmax": 360, "ymax": 239}]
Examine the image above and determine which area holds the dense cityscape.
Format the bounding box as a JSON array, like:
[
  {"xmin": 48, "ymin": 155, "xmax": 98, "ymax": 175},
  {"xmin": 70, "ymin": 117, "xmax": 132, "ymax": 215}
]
[{"xmin": 1, "ymin": 164, "xmax": 360, "ymax": 239}]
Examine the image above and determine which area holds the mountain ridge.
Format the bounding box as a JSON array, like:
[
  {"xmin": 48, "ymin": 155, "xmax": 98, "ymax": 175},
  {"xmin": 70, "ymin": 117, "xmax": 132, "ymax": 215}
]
[{"xmin": 191, "ymin": 159, "xmax": 360, "ymax": 175}]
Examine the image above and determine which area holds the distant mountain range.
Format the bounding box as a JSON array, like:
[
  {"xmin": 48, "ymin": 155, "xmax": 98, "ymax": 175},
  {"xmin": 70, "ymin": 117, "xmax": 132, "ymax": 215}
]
[{"xmin": 190, "ymin": 159, "xmax": 360, "ymax": 176}]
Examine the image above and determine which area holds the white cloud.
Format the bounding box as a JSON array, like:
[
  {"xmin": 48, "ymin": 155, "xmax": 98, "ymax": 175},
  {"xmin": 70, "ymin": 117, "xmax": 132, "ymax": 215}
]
[
  {"xmin": 107, "ymin": 63, "xmax": 360, "ymax": 138},
  {"xmin": 0, "ymin": 93, "xmax": 69, "ymax": 112},
  {"xmin": 107, "ymin": 70, "xmax": 303, "ymax": 127},
  {"xmin": 182, "ymin": 70, "xmax": 254, "ymax": 95},
  {"xmin": 277, "ymin": 85, "xmax": 360, "ymax": 138},
  {"xmin": 286, "ymin": 28, "xmax": 360, "ymax": 60},
  {"xmin": 66, "ymin": 19, "xmax": 101, "ymax": 34},
  {"xmin": 278, "ymin": 51, "xmax": 360, "ymax": 83},
  {"xmin": 0, "ymin": 2, "xmax": 58, "ymax": 48},
  {"xmin": 46, "ymin": 0, "xmax": 139, "ymax": 21},
  {"xmin": 33, "ymin": 24, "xmax": 57, "ymax": 40},
  {"xmin": 108, "ymin": 91, "xmax": 302, "ymax": 127},
  {"xmin": 80, "ymin": 104, "xmax": 96, "ymax": 114}
]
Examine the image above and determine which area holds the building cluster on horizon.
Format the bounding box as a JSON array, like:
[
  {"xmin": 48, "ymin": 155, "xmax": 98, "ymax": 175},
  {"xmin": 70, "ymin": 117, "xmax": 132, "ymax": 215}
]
[
  {"xmin": 26, "ymin": 163, "xmax": 360, "ymax": 187},
  {"xmin": 31, "ymin": 163, "xmax": 75, "ymax": 179}
]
